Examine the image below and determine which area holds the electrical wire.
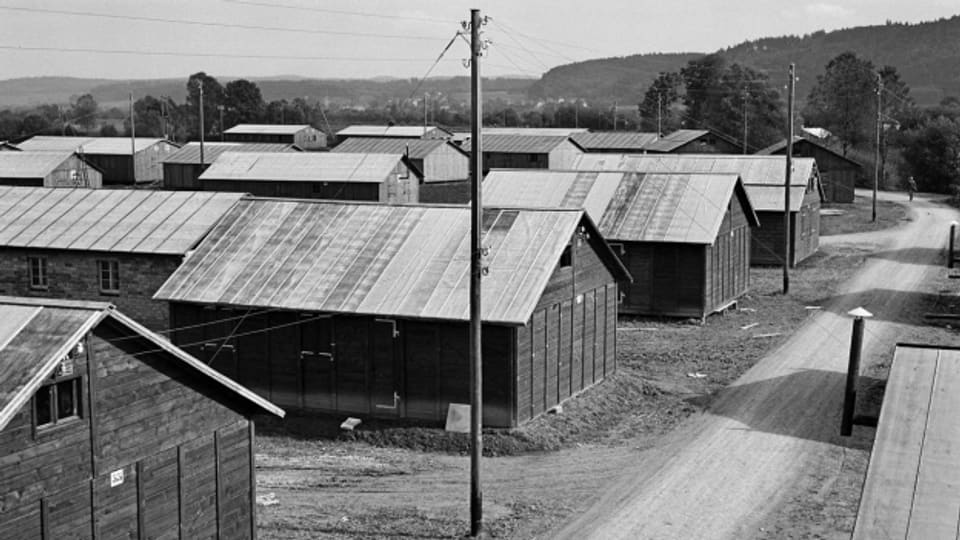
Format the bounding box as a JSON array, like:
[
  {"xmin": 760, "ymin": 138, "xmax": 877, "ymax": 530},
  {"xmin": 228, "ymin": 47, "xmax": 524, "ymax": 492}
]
[
  {"xmin": 222, "ymin": 0, "xmax": 454, "ymax": 25},
  {"xmin": 0, "ymin": 4, "xmax": 448, "ymax": 41}
]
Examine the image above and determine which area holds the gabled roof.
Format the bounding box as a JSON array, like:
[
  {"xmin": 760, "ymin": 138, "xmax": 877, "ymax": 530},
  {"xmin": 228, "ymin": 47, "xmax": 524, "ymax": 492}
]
[
  {"xmin": 481, "ymin": 134, "xmax": 576, "ymax": 154},
  {"xmin": 199, "ymin": 152, "xmax": 406, "ymax": 183},
  {"xmin": 484, "ymin": 170, "xmax": 758, "ymax": 244},
  {"xmin": 571, "ymin": 154, "xmax": 819, "ymax": 212},
  {"xmin": 162, "ymin": 142, "xmax": 300, "ymax": 165},
  {"xmin": 17, "ymin": 136, "xmax": 176, "ymax": 155},
  {"xmin": 481, "ymin": 127, "xmax": 589, "ymax": 137},
  {"xmin": 154, "ymin": 200, "xmax": 629, "ymax": 325},
  {"xmin": 572, "ymin": 131, "xmax": 660, "ymax": 151},
  {"xmin": 0, "ymin": 186, "xmax": 244, "ymax": 255},
  {"xmin": 756, "ymin": 136, "xmax": 864, "ymax": 168},
  {"xmin": 331, "ymin": 137, "xmax": 468, "ymax": 159},
  {"xmin": 0, "ymin": 296, "xmax": 282, "ymax": 432},
  {"xmin": 642, "ymin": 129, "xmax": 710, "ymax": 152},
  {"xmin": 0, "ymin": 151, "xmax": 78, "ymax": 178},
  {"xmin": 336, "ymin": 125, "xmax": 452, "ymax": 139},
  {"xmin": 224, "ymin": 124, "xmax": 315, "ymax": 135}
]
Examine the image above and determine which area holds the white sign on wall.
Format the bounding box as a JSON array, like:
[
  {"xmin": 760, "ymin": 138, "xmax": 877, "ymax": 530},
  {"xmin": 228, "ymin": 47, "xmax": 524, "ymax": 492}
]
[{"xmin": 110, "ymin": 468, "xmax": 124, "ymax": 487}]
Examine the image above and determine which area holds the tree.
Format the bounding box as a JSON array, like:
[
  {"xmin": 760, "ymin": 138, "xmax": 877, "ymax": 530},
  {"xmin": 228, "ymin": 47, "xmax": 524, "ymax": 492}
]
[
  {"xmin": 133, "ymin": 95, "xmax": 167, "ymax": 137},
  {"xmin": 899, "ymin": 115, "xmax": 960, "ymax": 194},
  {"xmin": 718, "ymin": 64, "xmax": 786, "ymax": 151},
  {"xmin": 639, "ymin": 71, "xmax": 683, "ymax": 134},
  {"xmin": 224, "ymin": 79, "xmax": 265, "ymax": 127},
  {"xmin": 680, "ymin": 54, "xmax": 727, "ymax": 126},
  {"xmin": 186, "ymin": 72, "xmax": 225, "ymax": 138},
  {"xmin": 70, "ymin": 94, "xmax": 98, "ymax": 129},
  {"xmin": 99, "ymin": 124, "xmax": 119, "ymax": 137},
  {"xmin": 803, "ymin": 52, "xmax": 877, "ymax": 155}
]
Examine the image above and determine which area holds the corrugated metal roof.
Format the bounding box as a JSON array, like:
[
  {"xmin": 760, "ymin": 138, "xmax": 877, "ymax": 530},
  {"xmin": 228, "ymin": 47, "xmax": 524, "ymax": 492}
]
[
  {"xmin": 484, "ymin": 170, "xmax": 756, "ymax": 244},
  {"xmin": 0, "ymin": 296, "xmax": 282, "ymax": 432},
  {"xmin": 154, "ymin": 200, "xmax": 600, "ymax": 325},
  {"xmin": 17, "ymin": 136, "xmax": 172, "ymax": 155},
  {"xmin": 756, "ymin": 136, "xmax": 863, "ymax": 167},
  {"xmin": 481, "ymin": 128, "xmax": 589, "ymax": 136},
  {"xmin": 0, "ymin": 151, "xmax": 76, "ymax": 177},
  {"xmin": 162, "ymin": 142, "xmax": 298, "ymax": 165},
  {"xmin": 336, "ymin": 125, "xmax": 450, "ymax": 138},
  {"xmin": 199, "ymin": 152, "xmax": 404, "ymax": 183},
  {"xmin": 571, "ymin": 131, "xmax": 660, "ymax": 151},
  {"xmin": 331, "ymin": 137, "xmax": 460, "ymax": 160},
  {"xmin": 642, "ymin": 129, "xmax": 710, "ymax": 152},
  {"xmin": 571, "ymin": 154, "xmax": 818, "ymax": 211},
  {"xmin": 0, "ymin": 186, "xmax": 244, "ymax": 255},
  {"xmin": 224, "ymin": 124, "xmax": 313, "ymax": 135},
  {"xmin": 481, "ymin": 134, "xmax": 572, "ymax": 154}
]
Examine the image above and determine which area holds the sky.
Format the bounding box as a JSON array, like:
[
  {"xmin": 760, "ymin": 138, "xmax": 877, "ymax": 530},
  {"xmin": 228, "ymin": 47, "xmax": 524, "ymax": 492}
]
[{"xmin": 0, "ymin": 0, "xmax": 957, "ymax": 81}]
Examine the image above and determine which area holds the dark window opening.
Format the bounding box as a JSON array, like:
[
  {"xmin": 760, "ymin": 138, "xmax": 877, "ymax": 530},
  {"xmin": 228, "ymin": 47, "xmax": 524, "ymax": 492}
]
[
  {"xmin": 29, "ymin": 256, "xmax": 48, "ymax": 290},
  {"xmin": 560, "ymin": 245, "xmax": 573, "ymax": 268},
  {"xmin": 98, "ymin": 260, "xmax": 119, "ymax": 294},
  {"xmin": 528, "ymin": 153, "xmax": 539, "ymax": 163},
  {"xmin": 34, "ymin": 372, "xmax": 82, "ymax": 429}
]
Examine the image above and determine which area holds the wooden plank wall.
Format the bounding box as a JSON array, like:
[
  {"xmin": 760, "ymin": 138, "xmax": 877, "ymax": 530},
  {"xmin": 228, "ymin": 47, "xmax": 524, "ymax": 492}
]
[
  {"xmin": 704, "ymin": 197, "xmax": 751, "ymax": 314},
  {"xmin": 200, "ymin": 179, "xmax": 381, "ymax": 201},
  {"xmin": 619, "ymin": 242, "xmax": 706, "ymax": 317}
]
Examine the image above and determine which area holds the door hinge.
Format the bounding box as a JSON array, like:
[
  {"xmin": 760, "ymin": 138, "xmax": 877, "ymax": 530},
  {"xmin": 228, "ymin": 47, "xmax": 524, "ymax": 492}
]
[{"xmin": 375, "ymin": 391, "xmax": 401, "ymax": 410}]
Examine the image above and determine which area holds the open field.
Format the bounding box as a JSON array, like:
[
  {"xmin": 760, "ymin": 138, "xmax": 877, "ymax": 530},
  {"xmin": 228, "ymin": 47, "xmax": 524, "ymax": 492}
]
[{"xmin": 255, "ymin": 194, "xmax": 927, "ymax": 539}]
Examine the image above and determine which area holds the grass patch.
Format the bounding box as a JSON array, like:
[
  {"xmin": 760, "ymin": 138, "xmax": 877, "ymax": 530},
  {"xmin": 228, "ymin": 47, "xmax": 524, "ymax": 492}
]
[{"xmin": 820, "ymin": 194, "xmax": 908, "ymax": 236}]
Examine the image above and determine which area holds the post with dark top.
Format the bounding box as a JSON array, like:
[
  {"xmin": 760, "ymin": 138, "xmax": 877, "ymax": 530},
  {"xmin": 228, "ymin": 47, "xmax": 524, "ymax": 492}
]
[
  {"xmin": 950, "ymin": 221, "xmax": 957, "ymax": 269},
  {"xmin": 783, "ymin": 63, "xmax": 795, "ymax": 294},
  {"xmin": 198, "ymin": 81, "xmax": 205, "ymax": 166},
  {"xmin": 842, "ymin": 307, "xmax": 873, "ymax": 436},
  {"xmin": 469, "ymin": 7, "xmax": 484, "ymax": 538}
]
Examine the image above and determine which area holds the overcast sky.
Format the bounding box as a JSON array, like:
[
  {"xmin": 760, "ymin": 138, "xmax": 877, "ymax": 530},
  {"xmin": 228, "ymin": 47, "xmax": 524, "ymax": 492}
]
[{"xmin": 0, "ymin": 0, "xmax": 957, "ymax": 81}]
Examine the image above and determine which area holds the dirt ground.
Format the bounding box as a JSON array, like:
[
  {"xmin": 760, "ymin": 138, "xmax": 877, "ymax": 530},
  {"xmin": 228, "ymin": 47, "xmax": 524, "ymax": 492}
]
[
  {"xmin": 255, "ymin": 196, "xmax": 935, "ymax": 539},
  {"xmin": 820, "ymin": 195, "xmax": 908, "ymax": 236}
]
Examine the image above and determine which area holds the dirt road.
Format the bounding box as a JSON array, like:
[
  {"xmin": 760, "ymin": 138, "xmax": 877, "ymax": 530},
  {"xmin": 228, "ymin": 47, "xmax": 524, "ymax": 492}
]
[{"xmin": 552, "ymin": 191, "xmax": 957, "ymax": 539}]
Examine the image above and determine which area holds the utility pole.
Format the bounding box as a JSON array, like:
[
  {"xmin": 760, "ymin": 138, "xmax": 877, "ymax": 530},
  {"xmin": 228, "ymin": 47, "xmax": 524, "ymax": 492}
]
[
  {"xmin": 657, "ymin": 93, "xmax": 662, "ymax": 137},
  {"xmin": 574, "ymin": 100, "xmax": 579, "ymax": 129},
  {"xmin": 612, "ymin": 101, "xmax": 617, "ymax": 131},
  {"xmin": 468, "ymin": 10, "xmax": 483, "ymax": 537},
  {"xmin": 198, "ymin": 81, "xmax": 205, "ymax": 166},
  {"xmin": 742, "ymin": 89, "xmax": 748, "ymax": 155},
  {"xmin": 129, "ymin": 93, "xmax": 137, "ymax": 184},
  {"xmin": 423, "ymin": 93, "xmax": 428, "ymax": 132},
  {"xmin": 873, "ymin": 72, "xmax": 882, "ymax": 223},
  {"xmin": 160, "ymin": 98, "xmax": 168, "ymax": 140},
  {"xmin": 783, "ymin": 64, "xmax": 795, "ymax": 295},
  {"xmin": 58, "ymin": 105, "xmax": 65, "ymax": 136},
  {"xmin": 218, "ymin": 105, "xmax": 225, "ymax": 141}
]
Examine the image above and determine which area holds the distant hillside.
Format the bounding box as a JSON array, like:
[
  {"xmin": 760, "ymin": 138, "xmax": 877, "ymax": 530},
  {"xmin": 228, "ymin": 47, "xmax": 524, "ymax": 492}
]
[
  {"xmin": 530, "ymin": 15, "xmax": 960, "ymax": 107},
  {"xmin": 0, "ymin": 75, "xmax": 536, "ymax": 110}
]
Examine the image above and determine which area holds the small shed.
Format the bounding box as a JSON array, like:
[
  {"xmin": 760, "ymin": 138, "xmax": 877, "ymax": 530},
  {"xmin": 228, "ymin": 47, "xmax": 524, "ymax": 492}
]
[
  {"xmin": 481, "ymin": 134, "xmax": 584, "ymax": 173},
  {"xmin": 0, "ymin": 187, "xmax": 244, "ymax": 330},
  {"xmin": 573, "ymin": 154, "xmax": 822, "ymax": 267},
  {"xmin": 154, "ymin": 200, "xmax": 630, "ymax": 427},
  {"xmin": 198, "ymin": 151, "xmax": 420, "ymax": 202},
  {"xmin": 0, "ymin": 151, "xmax": 103, "ymax": 188},
  {"xmin": 643, "ymin": 129, "xmax": 743, "ymax": 154},
  {"xmin": 0, "ymin": 296, "xmax": 282, "ymax": 539},
  {"xmin": 15, "ymin": 136, "xmax": 180, "ymax": 185},
  {"xmin": 853, "ymin": 344, "xmax": 960, "ymax": 540},
  {"xmin": 224, "ymin": 124, "xmax": 326, "ymax": 150},
  {"xmin": 756, "ymin": 136, "xmax": 862, "ymax": 203},
  {"xmin": 162, "ymin": 142, "xmax": 300, "ymax": 190},
  {"xmin": 484, "ymin": 170, "xmax": 758, "ymax": 317},
  {"xmin": 336, "ymin": 125, "xmax": 452, "ymax": 141},
  {"xmin": 571, "ymin": 131, "xmax": 660, "ymax": 153}
]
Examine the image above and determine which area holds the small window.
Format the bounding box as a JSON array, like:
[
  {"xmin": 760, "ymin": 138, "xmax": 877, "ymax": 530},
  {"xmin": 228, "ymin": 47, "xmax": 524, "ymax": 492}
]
[
  {"xmin": 34, "ymin": 361, "xmax": 82, "ymax": 429},
  {"xmin": 98, "ymin": 260, "xmax": 119, "ymax": 294},
  {"xmin": 528, "ymin": 153, "xmax": 539, "ymax": 163},
  {"xmin": 560, "ymin": 245, "xmax": 573, "ymax": 268},
  {"xmin": 29, "ymin": 256, "xmax": 48, "ymax": 290}
]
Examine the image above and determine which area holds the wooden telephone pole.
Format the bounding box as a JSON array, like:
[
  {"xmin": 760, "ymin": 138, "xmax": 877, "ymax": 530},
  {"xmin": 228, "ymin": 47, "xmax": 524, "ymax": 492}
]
[
  {"xmin": 783, "ymin": 64, "xmax": 795, "ymax": 295},
  {"xmin": 198, "ymin": 81, "xmax": 205, "ymax": 166},
  {"xmin": 129, "ymin": 93, "xmax": 137, "ymax": 184},
  {"xmin": 873, "ymin": 72, "xmax": 882, "ymax": 222},
  {"xmin": 468, "ymin": 8, "xmax": 484, "ymax": 538}
]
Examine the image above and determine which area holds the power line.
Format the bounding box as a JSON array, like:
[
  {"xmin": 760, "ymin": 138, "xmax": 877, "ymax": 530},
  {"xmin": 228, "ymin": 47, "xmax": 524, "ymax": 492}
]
[
  {"xmin": 222, "ymin": 0, "xmax": 453, "ymax": 25},
  {"xmin": 492, "ymin": 18, "xmax": 613, "ymax": 57},
  {"xmin": 0, "ymin": 44, "xmax": 457, "ymax": 63},
  {"xmin": 0, "ymin": 4, "xmax": 447, "ymax": 41},
  {"xmin": 406, "ymin": 31, "xmax": 467, "ymax": 101}
]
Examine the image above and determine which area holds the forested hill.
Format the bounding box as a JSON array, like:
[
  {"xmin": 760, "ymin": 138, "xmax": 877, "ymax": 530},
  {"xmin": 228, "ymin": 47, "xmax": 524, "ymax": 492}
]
[{"xmin": 530, "ymin": 15, "xmax": 960, "ymax": 106}]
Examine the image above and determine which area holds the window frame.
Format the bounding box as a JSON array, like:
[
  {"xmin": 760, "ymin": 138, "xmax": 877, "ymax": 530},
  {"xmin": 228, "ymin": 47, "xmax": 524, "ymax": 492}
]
[
  {"xmin": 97, "ymin": 259, "xmax": 120, "ymax": 295},
  {"xmin": 33, "ymin": 367, "xmax": 83, "ymax": 431},
  {"xmin": 28, "ymin": 256, "xmax": 48, "ymax": 290}
]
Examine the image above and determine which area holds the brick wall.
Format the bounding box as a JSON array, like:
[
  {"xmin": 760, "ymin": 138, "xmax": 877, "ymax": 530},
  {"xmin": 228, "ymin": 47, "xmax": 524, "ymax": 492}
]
[{"xmin": 0, "ymin": 248, "xmax": 180, "ymax": 331}]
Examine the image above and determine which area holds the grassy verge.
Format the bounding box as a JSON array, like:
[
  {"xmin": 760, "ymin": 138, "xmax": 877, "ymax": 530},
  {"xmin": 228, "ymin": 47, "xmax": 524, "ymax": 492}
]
[{"xmin": 820, "ymin": 194, "xmax": 909, "ymax": 236}]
